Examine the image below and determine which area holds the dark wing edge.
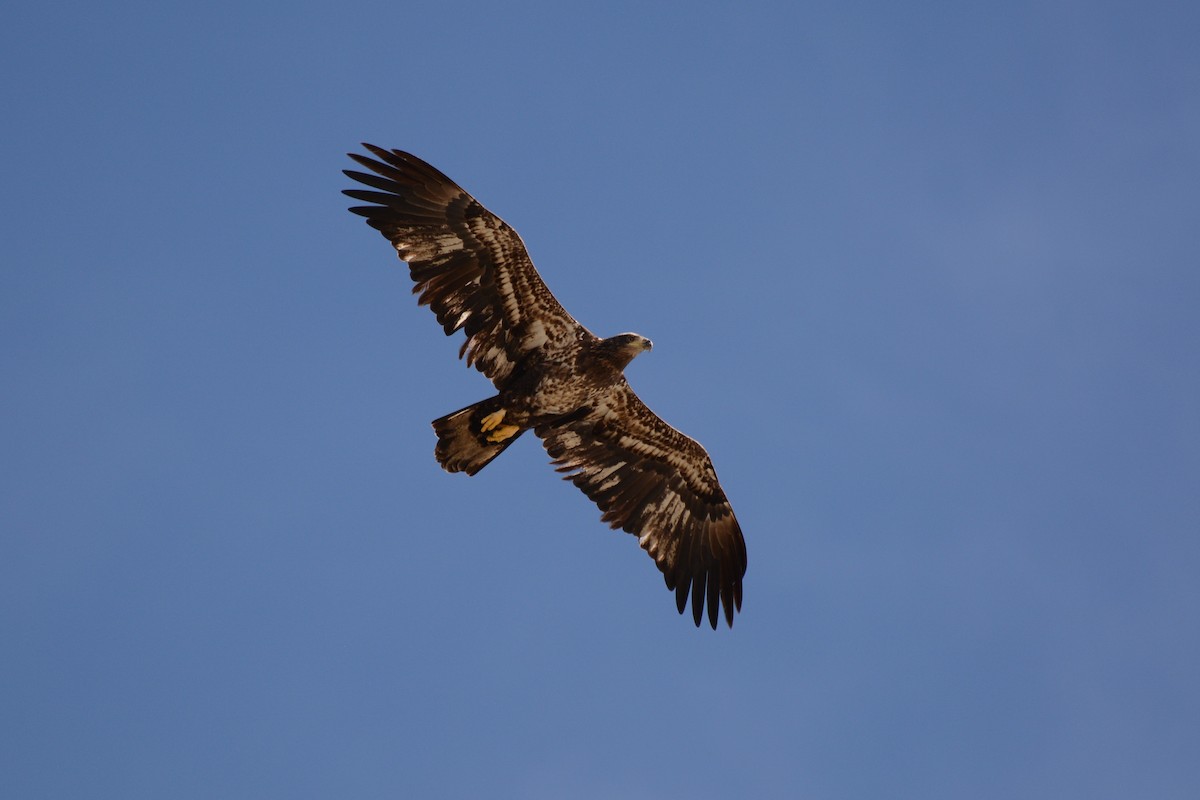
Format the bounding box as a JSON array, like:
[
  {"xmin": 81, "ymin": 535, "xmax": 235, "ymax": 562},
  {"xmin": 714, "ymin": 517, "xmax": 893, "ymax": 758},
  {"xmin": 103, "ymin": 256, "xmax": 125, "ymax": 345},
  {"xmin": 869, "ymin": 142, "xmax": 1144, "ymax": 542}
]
[
  {"xmin": 343, "ymin": 144, "xmax": 588, "ymax": 386},
  {"xmin": 535, "ymin": 385, "xmax": 747, "ymax": 629}
]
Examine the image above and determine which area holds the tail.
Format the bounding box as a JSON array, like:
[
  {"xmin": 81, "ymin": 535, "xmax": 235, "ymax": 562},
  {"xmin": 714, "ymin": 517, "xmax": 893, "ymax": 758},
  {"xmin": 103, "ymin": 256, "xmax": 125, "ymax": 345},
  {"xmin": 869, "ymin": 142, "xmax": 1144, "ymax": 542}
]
[{"xmin": 432, "ymin": 397, "xmax": 525, "ymax": 476}]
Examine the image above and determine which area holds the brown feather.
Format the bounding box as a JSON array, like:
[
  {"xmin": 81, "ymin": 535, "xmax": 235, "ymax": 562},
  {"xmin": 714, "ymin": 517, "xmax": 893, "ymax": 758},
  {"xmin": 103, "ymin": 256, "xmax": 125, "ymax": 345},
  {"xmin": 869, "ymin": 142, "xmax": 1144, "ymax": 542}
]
[
  {"xmin": 343, "ymin": 145, "xmax": 591, "ymax": 389},
  {"xmin": 535, "ymin": 385, "xmax": 747, "ymax": 629}
]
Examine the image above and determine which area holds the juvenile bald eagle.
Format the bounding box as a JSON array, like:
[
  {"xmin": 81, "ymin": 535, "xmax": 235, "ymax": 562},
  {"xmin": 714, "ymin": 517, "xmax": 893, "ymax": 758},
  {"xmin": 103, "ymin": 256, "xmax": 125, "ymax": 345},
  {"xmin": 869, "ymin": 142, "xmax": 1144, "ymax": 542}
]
[{"xmin": 343, "ymin": 145, "xmax": 746, "ymax": 628}]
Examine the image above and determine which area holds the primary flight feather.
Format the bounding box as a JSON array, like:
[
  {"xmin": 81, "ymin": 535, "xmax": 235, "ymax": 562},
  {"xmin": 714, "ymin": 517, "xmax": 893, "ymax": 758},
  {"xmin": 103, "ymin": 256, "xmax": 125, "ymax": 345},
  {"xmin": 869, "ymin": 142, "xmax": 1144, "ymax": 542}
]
[{"xmin": 343, "ymin": 145, "xmax": 746, "ymax": 628}]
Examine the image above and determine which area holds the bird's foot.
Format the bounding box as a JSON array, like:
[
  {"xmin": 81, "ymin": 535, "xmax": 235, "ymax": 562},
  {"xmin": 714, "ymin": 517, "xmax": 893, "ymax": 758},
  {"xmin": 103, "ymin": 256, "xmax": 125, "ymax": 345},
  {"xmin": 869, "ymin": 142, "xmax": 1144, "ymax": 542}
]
[
  {"xmin": 486, "ymin": 423, "xmax": 521, "ymax": 443},
  {"xmin": 480, "ymin": 408, "xmax": 506, "ymax": 432}
]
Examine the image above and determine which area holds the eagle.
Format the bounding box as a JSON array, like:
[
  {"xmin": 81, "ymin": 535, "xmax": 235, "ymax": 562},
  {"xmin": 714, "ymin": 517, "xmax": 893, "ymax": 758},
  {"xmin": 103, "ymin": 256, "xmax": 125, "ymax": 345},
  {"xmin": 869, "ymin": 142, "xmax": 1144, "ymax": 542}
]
[{"xmin": 343, "ymin": 145, "xmax": 746, "ymax": 628}]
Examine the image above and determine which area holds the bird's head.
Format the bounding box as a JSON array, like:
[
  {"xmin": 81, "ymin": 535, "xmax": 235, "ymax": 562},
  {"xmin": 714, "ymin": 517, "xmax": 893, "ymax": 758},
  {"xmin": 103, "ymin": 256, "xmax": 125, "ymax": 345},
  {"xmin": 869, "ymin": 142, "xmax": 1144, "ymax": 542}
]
[{"xmin": 602, "ymin": 332, "xmax": 653, "ymax": 370}]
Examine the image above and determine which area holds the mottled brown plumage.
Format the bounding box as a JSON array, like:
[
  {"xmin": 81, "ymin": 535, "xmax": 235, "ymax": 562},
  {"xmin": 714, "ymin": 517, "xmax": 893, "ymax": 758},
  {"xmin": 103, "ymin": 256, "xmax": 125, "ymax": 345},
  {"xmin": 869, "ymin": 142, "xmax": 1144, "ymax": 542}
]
[{"xmin": 343, "ymin": 145, "xmax": 746, "ymax": 628}]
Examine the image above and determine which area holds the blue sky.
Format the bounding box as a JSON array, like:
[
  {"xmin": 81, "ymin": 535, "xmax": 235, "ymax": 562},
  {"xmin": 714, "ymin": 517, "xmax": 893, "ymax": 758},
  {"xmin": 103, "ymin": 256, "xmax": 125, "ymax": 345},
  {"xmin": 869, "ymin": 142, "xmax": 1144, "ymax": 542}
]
[{"xmin": 2, "ymin": 1, "xmax": 1198, "ymax": 797}]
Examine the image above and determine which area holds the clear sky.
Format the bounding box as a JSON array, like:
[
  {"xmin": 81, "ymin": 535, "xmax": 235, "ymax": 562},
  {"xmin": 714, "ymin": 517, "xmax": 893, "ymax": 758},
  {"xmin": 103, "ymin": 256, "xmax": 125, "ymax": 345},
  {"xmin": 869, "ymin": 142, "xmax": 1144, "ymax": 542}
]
[{"xmin": 3, "ymin": 1, "xmax": 1198, "ymax": 798}]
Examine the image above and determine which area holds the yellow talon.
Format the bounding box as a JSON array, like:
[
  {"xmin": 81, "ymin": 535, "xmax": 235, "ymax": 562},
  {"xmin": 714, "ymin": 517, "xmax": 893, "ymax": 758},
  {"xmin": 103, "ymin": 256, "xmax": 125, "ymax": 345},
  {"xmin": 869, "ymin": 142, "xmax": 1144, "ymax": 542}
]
[
  {"xmin": 486, "ymin": 424, "xmax": 521, "ymax": 443},
  {"xmin": 480, "ymin": 408, "xmax": 506, "ymax": 432}
]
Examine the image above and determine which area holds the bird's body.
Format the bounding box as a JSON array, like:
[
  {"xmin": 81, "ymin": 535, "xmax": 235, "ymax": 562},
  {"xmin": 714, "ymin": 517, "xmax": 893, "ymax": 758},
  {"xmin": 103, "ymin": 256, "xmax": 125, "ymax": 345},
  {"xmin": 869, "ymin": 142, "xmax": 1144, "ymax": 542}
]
[
  {"xmin": 344, "ymin": 145, "xmax": 746, "ymax": 628},
  {"xmin": 431, "ymin": 333, "xmax": 652, "ymax": 476}
]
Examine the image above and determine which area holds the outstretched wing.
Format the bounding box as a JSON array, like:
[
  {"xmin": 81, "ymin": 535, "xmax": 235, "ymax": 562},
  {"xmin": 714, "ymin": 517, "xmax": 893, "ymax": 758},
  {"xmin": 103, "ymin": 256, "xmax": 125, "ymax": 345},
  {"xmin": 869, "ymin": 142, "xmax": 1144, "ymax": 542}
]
[
  {"xmin": 343, "ymin": 144, "xmax": 590, "ymax": 387},
  {"xmin": 536, "ymin": 384, "xmax": 746, "ymax": 629}
]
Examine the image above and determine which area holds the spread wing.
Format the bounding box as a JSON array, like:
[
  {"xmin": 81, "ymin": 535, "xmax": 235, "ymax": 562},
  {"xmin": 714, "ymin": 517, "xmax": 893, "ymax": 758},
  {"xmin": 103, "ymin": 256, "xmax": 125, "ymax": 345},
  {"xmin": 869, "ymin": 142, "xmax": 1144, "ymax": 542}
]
[
  {"xmin": 536, "ymin": 384, "xmax": 746, "ymax": 629},
  {"xmin": 343, "ymin": 144, "xmax": 590, "ymax": 387}
]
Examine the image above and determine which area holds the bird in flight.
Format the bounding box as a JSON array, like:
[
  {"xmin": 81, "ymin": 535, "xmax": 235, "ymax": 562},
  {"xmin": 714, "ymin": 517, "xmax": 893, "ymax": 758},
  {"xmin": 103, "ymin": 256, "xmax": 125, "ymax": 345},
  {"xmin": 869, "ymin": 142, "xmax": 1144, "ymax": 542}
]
[{"xmin": 343, "ymin": 145, "xmax": 746, "ymax": 628}]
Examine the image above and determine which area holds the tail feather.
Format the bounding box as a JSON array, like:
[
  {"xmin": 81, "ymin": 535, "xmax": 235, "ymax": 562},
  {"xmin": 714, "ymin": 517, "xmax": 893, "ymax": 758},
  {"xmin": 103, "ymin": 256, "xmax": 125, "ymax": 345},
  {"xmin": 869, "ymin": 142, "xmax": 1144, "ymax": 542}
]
[{"xmin": 432, "ymin": 397, "xmax": 524, "ymax": 475}]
